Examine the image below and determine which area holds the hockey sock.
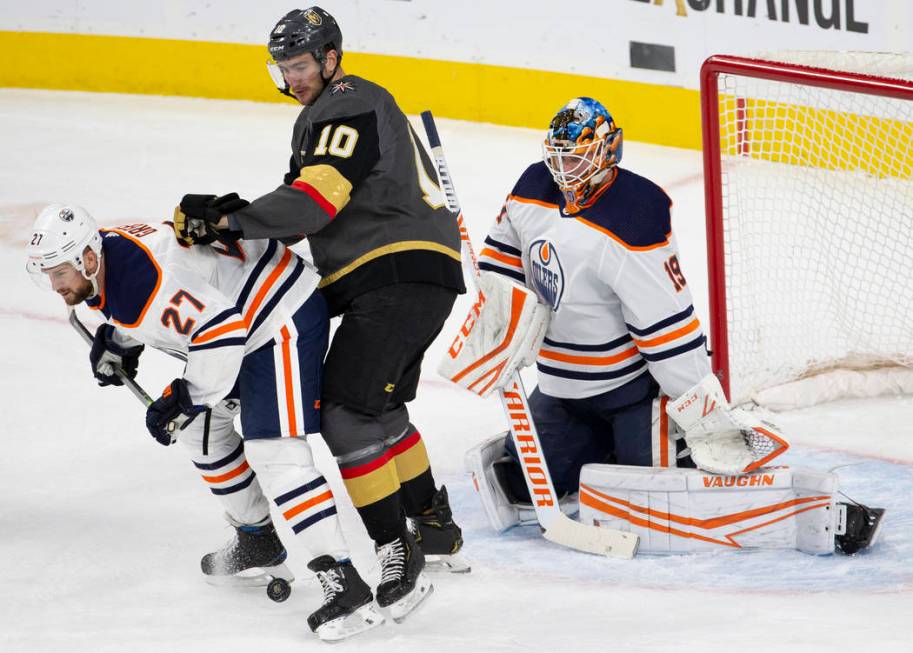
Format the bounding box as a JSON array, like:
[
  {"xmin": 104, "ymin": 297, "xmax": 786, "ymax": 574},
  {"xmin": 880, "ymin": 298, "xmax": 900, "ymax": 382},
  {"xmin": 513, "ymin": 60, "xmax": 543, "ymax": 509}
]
[
  {"xmin": 336, "ymin": 442, "xmax": 408, "ymax": 544},
  {"xmin": 244, "ymin": 438, "xmax": 348, "ymax": 560},
  {"xmin": 186, "ymin": 438, "xmax": 271, "ymax": 525},
  {"xmin": 389, "ymin": 428, "xmax": 436, "ymax": 516},
  {"xmin": 355, "ymin": 493, "xmax": 408, "ymax": 545}
]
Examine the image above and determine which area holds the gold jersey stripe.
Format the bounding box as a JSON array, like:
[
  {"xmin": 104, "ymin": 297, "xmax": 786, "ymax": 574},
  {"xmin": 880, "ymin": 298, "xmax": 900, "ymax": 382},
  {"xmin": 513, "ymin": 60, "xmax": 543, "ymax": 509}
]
[
  {"xmin": 318, "ymin": 240, "xmax": 462, "ymax": 287},
  {"xmin": 295, "ymin": 164, "xmax": 354, "ymax": 214}
]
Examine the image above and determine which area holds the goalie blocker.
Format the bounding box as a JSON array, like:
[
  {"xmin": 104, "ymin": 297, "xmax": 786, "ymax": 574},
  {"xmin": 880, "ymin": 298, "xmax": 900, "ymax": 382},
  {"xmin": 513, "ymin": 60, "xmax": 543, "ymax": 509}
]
[{"xmin": 438, "ymin": 271, "xmax": 550, "ymax": 397}]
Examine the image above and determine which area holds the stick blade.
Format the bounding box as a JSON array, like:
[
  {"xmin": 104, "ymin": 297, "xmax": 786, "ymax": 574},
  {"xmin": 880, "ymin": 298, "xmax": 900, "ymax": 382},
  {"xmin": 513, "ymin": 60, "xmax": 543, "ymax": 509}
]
[{"xmin": 543, "ymin": 514, "xmax": 639, "ymax": 559}]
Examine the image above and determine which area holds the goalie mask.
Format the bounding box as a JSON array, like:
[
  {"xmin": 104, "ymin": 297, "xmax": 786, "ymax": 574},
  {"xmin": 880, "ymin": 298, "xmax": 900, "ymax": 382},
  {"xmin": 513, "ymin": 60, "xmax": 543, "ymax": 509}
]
[
  {"xmin": 266, "ymin": 6, "xmax": 343, "ymax": 97},
  {"xmin": 542, "ymin": 97, "xmax": 623, "ymax": 213},
  {"xmin": 26, "ymin": 203, "xmax": 102, "ymax": 292}
]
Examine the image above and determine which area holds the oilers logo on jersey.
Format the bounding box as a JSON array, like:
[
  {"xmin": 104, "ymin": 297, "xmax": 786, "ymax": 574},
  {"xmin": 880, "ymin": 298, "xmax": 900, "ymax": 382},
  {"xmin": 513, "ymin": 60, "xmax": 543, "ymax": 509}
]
[{"xmin": 529, "ymin": 239, "xmax": 564, "ymax": 310}]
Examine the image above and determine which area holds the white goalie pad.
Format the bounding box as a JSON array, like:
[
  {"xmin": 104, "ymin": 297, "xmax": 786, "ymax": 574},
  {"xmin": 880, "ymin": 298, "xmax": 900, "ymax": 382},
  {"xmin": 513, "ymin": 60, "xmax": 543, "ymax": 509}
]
[
  {"xmin": 439, "ymin": 272, "xmax": 550, "ymax": 397},
  {"xmin": 667, "ymin": 373, "xmax": 789, "ymax": 475},
  {"xmin": 465, "ymin": 432, "xmax": 577, "ymax": 532},
  {"xmin": 578, "ymin": 464, "xmax": 842, "ymax": 555}
]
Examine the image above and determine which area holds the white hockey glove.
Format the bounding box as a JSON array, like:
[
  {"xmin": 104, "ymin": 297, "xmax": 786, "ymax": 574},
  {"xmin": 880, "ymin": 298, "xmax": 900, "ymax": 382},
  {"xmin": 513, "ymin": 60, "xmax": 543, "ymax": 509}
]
[
  {"xmin": 438, "ymin": 272, "xmax": 550, "ymax": 397},
  {"xmin": 666, "ymin": 373, "xmax": 790, "ymax": 475}
]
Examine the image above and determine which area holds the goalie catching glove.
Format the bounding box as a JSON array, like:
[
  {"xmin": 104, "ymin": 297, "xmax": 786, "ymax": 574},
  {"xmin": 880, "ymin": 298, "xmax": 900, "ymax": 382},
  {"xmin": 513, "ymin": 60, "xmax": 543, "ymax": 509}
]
[
  {"xmin": 438, "ymin": 272, "xmax": 550, "ymax": 397},
  {"xmin": 173, "ymin": 193, "xmax": 248, "ymax": 246},
  {"xmin": 666, "ymin": 373, "xmax": 789, "ymax": 475}
]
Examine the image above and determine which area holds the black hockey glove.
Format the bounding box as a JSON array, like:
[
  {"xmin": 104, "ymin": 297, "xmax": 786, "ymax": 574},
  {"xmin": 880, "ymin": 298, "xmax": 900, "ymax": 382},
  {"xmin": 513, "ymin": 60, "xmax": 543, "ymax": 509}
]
[
  {"xmin": 173, "ymin": 193, "xmax": 248, "ymax": 246},
  {"xmin": 145, "ymin": 378, "xmax": 206, "ymax": 446},
  {"xmin": 89, "ymin": 323, "xmax": 144, "ymax": 387}
]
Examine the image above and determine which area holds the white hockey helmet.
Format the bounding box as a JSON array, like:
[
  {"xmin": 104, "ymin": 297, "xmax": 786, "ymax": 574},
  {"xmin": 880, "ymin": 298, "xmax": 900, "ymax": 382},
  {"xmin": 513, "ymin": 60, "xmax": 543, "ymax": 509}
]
[{"xmin": 26, "ymin": 203, "xmax": 102, "ymax": 289}]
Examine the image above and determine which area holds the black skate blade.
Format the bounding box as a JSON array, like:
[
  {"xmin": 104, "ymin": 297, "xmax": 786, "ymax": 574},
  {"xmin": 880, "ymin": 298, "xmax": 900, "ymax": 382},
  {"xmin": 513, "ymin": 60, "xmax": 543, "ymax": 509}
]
[
  {"xmin": 388, "ymin": 573, "xmax": 433, "ymax": 623},
  {"xmin": 424, "ymin": 553, "xmax": 471, "ymax": 574},
  {"xmin": 315, "ymin": 604, "xmax": 385, "ymax": 642},
  {"xmin": 203, "ymin": 562, "xmax": 294, "ymax": 589}
]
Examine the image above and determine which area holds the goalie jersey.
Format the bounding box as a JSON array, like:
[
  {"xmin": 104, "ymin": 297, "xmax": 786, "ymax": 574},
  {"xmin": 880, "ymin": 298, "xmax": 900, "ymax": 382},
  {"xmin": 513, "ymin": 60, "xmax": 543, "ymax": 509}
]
[
  {"xmin": 84, "ymin": 223, "xmax": 318, "ymax": 407},
  {"xmin": 479, "ymin": 163, "xmax": 711, "ymax": 400}
]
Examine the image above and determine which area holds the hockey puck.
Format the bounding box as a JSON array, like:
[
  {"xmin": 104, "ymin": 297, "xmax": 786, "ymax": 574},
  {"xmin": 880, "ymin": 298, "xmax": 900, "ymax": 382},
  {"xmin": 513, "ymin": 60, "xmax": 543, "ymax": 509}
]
[{"xmin": 267, "ymin": 577, "xmax": 292, "ymax": 603}]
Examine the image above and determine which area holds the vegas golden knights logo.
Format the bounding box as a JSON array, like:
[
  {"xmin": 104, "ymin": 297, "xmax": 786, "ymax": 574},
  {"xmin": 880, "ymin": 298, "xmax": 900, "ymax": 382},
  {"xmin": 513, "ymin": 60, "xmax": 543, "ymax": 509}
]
[{"xmin": 304, "ymin": 9, "xmax": 323, "ymax": 25}]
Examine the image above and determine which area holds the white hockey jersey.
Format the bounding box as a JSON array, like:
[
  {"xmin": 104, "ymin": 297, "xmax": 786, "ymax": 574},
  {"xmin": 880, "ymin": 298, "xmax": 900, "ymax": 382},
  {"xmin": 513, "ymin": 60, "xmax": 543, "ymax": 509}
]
[
  {"xmin": 479, "ymin": 163, "xmax": 710, "ymax": 400},
  {"xmin": 85, "ymin": 223, "xmax": 319, "ymax": 407}
]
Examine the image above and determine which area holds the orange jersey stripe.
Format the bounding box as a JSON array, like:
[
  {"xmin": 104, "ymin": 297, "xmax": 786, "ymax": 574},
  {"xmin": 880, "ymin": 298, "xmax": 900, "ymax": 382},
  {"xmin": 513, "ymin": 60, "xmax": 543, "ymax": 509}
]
[
  {"xmin": 538, "ymin": 345, "xmax": 640, "ymax": 367},
  {"xmin": 575, "ymin": 216, "xmax": 671, "ymax": 252},
  {"xmin": 659, "ymin": 396, "xmax": 670, "ymax": 467},
  {"xmin": 282, "ymin": 490, "xmax": 333, "ymax": 521},
  {"xmin": 480, "ymin": 247, "xmax": 523, "ymax": 269},
  {"xmin": 191, "ymin": 319, "xmax": 247, "ymax": 344},
  {"xmin": 202, "ymin": 460, "xmax": 250, "ymax": 484},
  {"xmin": 633, "ymin": 318, "xmax": 701, "ymax": 349},
  {"xmin": 509, "ymin": 194, "xmax": 559, "ymax": 210},
  {"xmin": 280, "ymin": 325, "xmax": 298, "ymax": 436},
  {"xmin": 244, "ymin": 248, "xmax": 292, "ymax": 326}
]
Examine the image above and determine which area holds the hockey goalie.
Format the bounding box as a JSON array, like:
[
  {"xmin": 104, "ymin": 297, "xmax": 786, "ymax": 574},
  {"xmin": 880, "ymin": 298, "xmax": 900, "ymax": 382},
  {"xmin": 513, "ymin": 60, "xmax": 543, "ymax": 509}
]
[{"xmin": 444, "ymin": 96, "xmax": 885, "ymax": 557}]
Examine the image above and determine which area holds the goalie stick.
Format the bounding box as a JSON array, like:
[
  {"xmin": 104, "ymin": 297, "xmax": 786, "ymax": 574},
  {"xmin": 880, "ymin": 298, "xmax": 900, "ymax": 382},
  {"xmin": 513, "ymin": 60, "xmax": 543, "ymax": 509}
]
[
  {"xmin": 420, "ymin": 111, "xmax": 638, "ymax": 559},
  {"xmin": 68, "ymin": 308, "xmax": 179, "ymax": 435}
]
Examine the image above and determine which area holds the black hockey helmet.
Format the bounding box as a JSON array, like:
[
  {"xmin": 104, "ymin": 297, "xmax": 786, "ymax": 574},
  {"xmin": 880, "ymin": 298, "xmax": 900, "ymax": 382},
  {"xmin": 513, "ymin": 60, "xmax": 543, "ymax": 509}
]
[{"xmin": 268, "ymin": 7, "xmax": 343, "ymax": 65}]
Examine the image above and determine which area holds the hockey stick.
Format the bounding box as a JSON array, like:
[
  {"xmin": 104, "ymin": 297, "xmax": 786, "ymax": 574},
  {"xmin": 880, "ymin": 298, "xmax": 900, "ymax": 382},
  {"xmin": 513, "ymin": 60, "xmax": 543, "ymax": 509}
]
[
  {"xmin": 420, "ymin": 111, "xmax": 638, "ymax": 559},
  {"xmin": 68, "ymin": 308, "xmax": 180, "ymax": 436}
]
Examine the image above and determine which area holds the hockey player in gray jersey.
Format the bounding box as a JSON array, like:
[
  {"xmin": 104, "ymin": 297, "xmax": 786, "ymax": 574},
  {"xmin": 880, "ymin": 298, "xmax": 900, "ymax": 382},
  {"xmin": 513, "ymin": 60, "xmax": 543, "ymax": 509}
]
[{"xmin": 171, "ymin": 6, "xmax": 467, "ymax": 621}]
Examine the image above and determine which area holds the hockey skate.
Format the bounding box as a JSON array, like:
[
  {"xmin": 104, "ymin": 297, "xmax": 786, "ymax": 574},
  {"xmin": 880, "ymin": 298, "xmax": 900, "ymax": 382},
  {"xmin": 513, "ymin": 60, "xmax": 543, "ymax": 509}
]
[
  {"xmin": 410, "ymin": 485, "xmax": 470, "ymax": 573},
  {"xmin": 201, "ymin": 518, "xmax": 294, "ymax": 594},
  {"xmin": 375, "ymin": 530, "xmax": 433, "ymax": 623},
  {"xmin": 836, "ymin": 503, "xmax": 886, "ymax": 555},
  {"xmin": 306, "ymin": 555, "xmax": 385, "ymax": 642}
]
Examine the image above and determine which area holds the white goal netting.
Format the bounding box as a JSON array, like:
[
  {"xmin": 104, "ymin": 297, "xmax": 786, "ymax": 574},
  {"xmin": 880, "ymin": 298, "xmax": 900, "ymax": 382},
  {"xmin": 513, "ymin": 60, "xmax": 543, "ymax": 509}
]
[{"xmin": 711, "ymin": 52, "xmax": 913, "ymax": 406}]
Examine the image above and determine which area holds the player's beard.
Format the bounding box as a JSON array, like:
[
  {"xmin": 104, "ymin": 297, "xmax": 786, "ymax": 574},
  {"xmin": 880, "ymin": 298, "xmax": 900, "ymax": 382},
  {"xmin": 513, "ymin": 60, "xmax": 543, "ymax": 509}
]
[{"xmin": 60, "ymin": 277, "xmax": 94, "ymax": 305}]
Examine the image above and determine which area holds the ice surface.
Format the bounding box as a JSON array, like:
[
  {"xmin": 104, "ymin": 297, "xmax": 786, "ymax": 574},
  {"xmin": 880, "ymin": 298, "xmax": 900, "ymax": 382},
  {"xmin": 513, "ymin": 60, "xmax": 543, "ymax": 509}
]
[{"xmin": 1, "ymin": 90, "xmax": 911, "ymax": 652}]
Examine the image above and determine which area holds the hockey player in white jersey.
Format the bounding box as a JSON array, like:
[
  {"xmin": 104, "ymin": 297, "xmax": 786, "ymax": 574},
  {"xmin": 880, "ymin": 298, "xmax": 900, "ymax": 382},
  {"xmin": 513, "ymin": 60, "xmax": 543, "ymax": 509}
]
[
  {"xmin": 448, "ymin": 98, "xmax": 883, "ymax": 556},
  {"xmin": 26, "ymin": 202, "xmax": 383, "ymax": 641}
]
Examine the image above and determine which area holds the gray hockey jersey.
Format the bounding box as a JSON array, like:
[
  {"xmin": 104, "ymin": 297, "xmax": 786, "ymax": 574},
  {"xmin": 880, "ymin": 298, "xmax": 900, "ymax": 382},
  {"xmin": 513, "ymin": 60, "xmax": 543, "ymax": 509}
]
[{"xmin": 228, "ymin": 75, "xmax": 465, "ymax": 314}]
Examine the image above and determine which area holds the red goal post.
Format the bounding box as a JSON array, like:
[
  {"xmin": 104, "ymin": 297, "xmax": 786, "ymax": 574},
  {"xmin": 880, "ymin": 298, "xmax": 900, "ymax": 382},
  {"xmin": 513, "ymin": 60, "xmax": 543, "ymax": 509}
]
[{"xmin": 700, "ymin": 54, "xmax": 913, "ymax": 408}]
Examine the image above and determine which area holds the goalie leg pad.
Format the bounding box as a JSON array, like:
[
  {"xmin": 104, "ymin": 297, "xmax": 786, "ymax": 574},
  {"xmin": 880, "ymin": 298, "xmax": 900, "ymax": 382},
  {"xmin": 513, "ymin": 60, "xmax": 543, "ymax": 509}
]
[
  {"xmin": 465, "ymin": 433, "xmax": 522, "ymax": 532},
  {"xmin": 578, "ymin": 464, "xmax": 840, "ymax": 555},
  {"xmin": 465, "ymin": 432, "xmax": 578, "ymax": 533}
]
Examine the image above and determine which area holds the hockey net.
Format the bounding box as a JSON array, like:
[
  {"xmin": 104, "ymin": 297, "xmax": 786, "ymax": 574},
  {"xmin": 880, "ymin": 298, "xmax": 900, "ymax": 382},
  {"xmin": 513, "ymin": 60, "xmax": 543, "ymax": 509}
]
[{"xmin": 701, "ymin": 53, "xmax": 913, "ymax": 409}]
